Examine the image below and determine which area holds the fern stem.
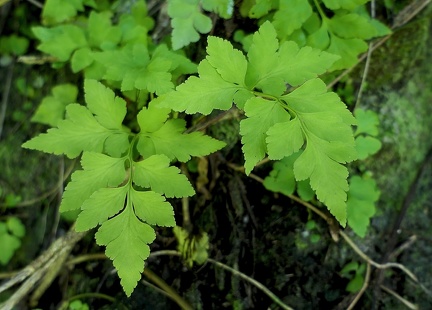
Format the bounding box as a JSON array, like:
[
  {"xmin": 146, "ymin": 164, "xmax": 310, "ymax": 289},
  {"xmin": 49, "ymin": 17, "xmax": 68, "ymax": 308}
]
[
  {"xmin": 206, "ymin": 258, "xmax": 293, "ymax": 310},
  {"xmin": 312, "ymin": 0, "xmax": 328, "ymax": 21},
  {"xmin": 143, "ymin": 268, "xmax": 193, "ymax": 310},
  {"xmin": 64, "ymin": 292, "xmax": 116, "ymax": 303}
]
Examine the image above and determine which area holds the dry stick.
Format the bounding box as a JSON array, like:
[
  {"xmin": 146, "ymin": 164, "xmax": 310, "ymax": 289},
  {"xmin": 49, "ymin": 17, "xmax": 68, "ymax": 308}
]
[
  {"xmin": 380, "ymin": 285, "xmax": 418, "ymax": 310},
  {"xmin": 354, "ymin": 0, "xmax": 375, "ymax": 109},
  {"xmin": 50, "ymin": 157, "xmax": 65, "ymax": 241},
  {"xmin": 206, "ymin": 257, "xmax": 293, "ymax": 310},
  {"xmin": 339, "ymin": 231, "xmax": 418, "ymax": 283},
  {"xmin": 26, "ymin": 0, "xmax": 43, "ymax": 8},
  {"xmin": 0, "ymin": 60, "xmax": 14, "ymax": 140},
  {"xmin": 66, "ymin": 250, "xmax": 292, "ymax": 310},
  {"xmin": 0, "ymin": 228, "xmax": 86, "ymax": 310},
  {"xmin": 373, "ymin": 147, "xmax": 432, "ymax": 307},
  {"xmin": 0, "ymin": 158, "xmax": 77, "ymax": 208},
  {"xmin": 226, "ymin": 162, "xmax": 421, "ymax": 301},
  {"xmin": 65, "ymin": 252, "xmax": 193, "ymax": 310},
  {"xmin": 143, "ymin": 268, "xmax": 194, "ymax": 310},
  {"xmin": 347, "ymin": 263, "xmax": 371, "ymax": 310}
]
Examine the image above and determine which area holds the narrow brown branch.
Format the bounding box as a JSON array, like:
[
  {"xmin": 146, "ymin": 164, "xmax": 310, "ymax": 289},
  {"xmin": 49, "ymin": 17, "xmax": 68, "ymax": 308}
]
[
  {"xmin": 143, "ymin": 268, "xmax": 193, "ymax": 310},
  {"xmin": 380, "ymin": 285, "xmax": 418, "ymax": 309},
  {"xmin": 347, "ymin": 263, "xmax": 371, "ymax": 310}
]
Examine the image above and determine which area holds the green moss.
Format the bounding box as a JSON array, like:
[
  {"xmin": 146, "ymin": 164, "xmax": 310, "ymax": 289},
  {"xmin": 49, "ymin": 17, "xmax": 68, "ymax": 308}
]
[{"xmin": 367, "ymin": 18, "xmax": 430, "ymax": 88}]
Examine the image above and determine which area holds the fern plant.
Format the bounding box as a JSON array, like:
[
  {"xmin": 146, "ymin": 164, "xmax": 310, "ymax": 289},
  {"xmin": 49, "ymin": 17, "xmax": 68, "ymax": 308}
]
[
  {"xmin": 156, "ymin": 21, "xmax": 357, "ymax": 225},
  {"xmin": 21, "ymin": 0, "xmax": 386, "ymax": 297},
  {"xmin": 23, "ymin": 80, "xmax": 225, "ymax": 295}
]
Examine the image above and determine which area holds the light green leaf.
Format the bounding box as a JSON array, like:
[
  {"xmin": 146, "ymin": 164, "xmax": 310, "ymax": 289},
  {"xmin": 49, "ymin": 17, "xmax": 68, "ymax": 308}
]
[
  {"xmin": 87, "ymin": 11, "xmax": 122, "ymax": 48},
  {"xmin": 84, "ymin": 80, "xmax": 127, "ymax": 130},
  {"xmin": 133, "ymin": 155, "xmax": 195, "ymax": 198},
  {"xmin": 354, "ymin": 108, "xmax": 380, "ymax": 136},
  {"xmin": 355, "ymin": 136, "xmax": 382, "ymax": 160},
  {"xmin": 263, "ymin": 155, "xmax": 297, "ymax": 196},
  {"xmin": 32, "ymin": 25, "xmax": 87, "ymax": 62},
  {"xmin": 157, "ymin": 59, "xmax": 244, "ymax": 114},
  {"xmin": 244, "ymin": 0, "xmax": 276, "ymax": 18},
  {"xmin": 0, "ymin": 227, "xmax": 21, "ymax": 265},
  {"xmin": 23, "ymin": 104, "xmax": 113, "ymax": 158},
  {"xmin": 130, "ymin": 0, "xmax": 154, "ymax": 30},
  {"xmin": 151, "ymin": 44, "xmax": 197, "ymax": 77},
  {"xmin": 60, "ymin": 153, "xmax": 126, "ymax": 212},
  {"xmin": 95, "ymin": 44, "xmax": 173, "ymax": 94},
  {"xmin": 240, "ymin": 97, "xmax": 291, "ymax": 174},
  {"xmin": 281, "ymin": 79, "xmax": 357, "ymax": 225},
  {"xmin": 201, "ymin": 0, "xmax": 234, "ymax": 18},
  {"xmin": 130, "ymin": 189, "xmax": 175, "ymax": 226},
  {"xmin": 245, "ymin": 21, "xmax": 280, "ymax": 93},
  {"xmin": 206, "ymin": 36, "xmax": 247, "ymax": 85},
  {"xmin": 31, "ymin": 84, "xmax": 78, "ymax": 127},
  {"xmin": 168, "ymin": 0, "xmax": 213, "ymax": 50},
  {"xmin": 136, "ymin": 103, "xmax": 171, "ymax": 133},
  {"xmin": 6, "ymin": 217, "xmax": 26, "ymax": 238},
  {"xmin": 328, "ymin": 13, "xmax": 377, "ymax": 39},
  {"xmin": 294, "ymin": 138, "xmax": 350, "ymax": 225},
  {"xmin": 95, "ymin": 203, "xmax": 154, "ymax": 296},
  {"xmin": 347, "ymin": 176, "xmax": 380, "ymax": 237},
  {"xmin": 306, "ymin": 22, "xmax": 330, "ymax": 50},
  {"xmin": 246, "ymin": 22, "xmax": 338, "ymax": 93},
  {"xmin": 297, "ymin": 180, "xmax": 315, "ymax": 201},
  {"xmin": 326, "ymin": 34, "xmax": 368, "ymax": 71},
  {"xmin": 264, "ymin": 153, "xmax": 315, "ymax": 200},
  {"xmin": 75, "ymin": 186, "xmax": 128, "ymax": 231},
  {"xmin": 266, "ymin": 117, "xmax": 304, "ymax": 159},
  {"xmin": 137, "ymin": 105, "xmax": 225, "ymax": 161},
  {"xmin": 272, "ymin": 0, "xmax": 312, "ymax": 39},
  {"xmin": 71, "ymin": 47, "xmax": 94, "ymax": 72},
  {"xmin": 42, "ymin": 0, "xmax": 83, "ymax": 25},
  {"xmin": 0, "ymin": 35, "xmax": 29, "ymax": 55}
]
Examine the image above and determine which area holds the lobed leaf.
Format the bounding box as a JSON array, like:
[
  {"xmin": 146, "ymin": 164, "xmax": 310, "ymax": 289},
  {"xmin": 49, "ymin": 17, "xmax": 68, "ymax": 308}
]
[
  {"xmin": 23, "ymin": 104, "xmax": 113, "ymax": 158},
  {"xmin": 130, "ymin": 189, "xmax": 175, "ymax": 226},
  {"xmin": 60, "ymin": 152, "xmax": 126, "ymax": 212},
  {"xmin": 168, "ymin": 0, "xmax": 213, "ymax": 50},
  {"xmin": 240, "ymin": 97, "xmax": 291, "ymax": 174},
  {"xmin": 347, "ymin": 176, "xmax": 380, "ymax": 237},
  {"xmin": 95, "ymin": 44, "xmax": 173, "ymax": 94},
  {"xmin": 201, "ymin": 0, "xmax": 234, "ymax": 18},
  {"xmin": 272, "ymin": 0, "xmax": 312, "ymax": 39},
  {"xmin": 33, "ymin": 25, "xmax": 87, "ymax": 62},
  {"xmin": 95, "ymin": 204, "xmax": 155, "ymax": 296},
  {"xmin": 133, "ymin": 155, "xmax": 195, "ymax": 198},
  {"xmin": 355, "ymin": 136, "xmax": 382, "ymax": 160},
  {"xmin": 75, "ymin": 186, "xmax": 128, "ymax": 231},
  {"xmin": 84, "ymin": 79, "xmax": 127, "ymax": 130},
  {"xmin": 157, "ymin": 60, "xmax": 244, "ymax": 114},
  {"xmin": 31, "ymin": 84, "xmax": 78, "ymax": 127}
]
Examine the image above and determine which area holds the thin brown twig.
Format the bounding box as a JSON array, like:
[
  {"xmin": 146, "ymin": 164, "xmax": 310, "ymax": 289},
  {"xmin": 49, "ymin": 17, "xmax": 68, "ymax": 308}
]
[
  {"xmin": 347, "ymin": 263, "xmax": 371, "ymax": 310},
  {"xmin": 0, "ymin": 158, "xmax": 77, "ymax": 208},
  {"xmin": 143, "ymin": 268, "xmax": 193, "ymax": 310},
  {"xmin": 380, "ymin": 285, "xmax": 418, "ymax": 309},
  {"xmin": 353, "ymin": 0, "xmax": 375, "ymax": 109},
  {"xmin": 0, "ymin": 228, "xmax": 86, "ymax": 310},
  {"xmin": 226, "ymin": 161, "xmax": 421, "ymax": 303},
  {"xmin": 339, "ymin": 231, "xmax": 418, "ymax": 283},
  {"xmin": 328, "ymin": 0, "xmax": 431, "ymax": 89},
  {"xmin": 65, "ymin": 250, "xmax": 292, "ymax": 310},
  {"xmin": 0, "ymin": 60, "xmax": 14, "ymax": 140},
  {"xmin": 26, "ymin": 0, "xmax": 43, "ymax": 8}
]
